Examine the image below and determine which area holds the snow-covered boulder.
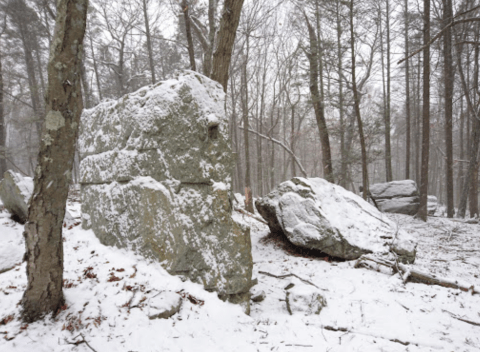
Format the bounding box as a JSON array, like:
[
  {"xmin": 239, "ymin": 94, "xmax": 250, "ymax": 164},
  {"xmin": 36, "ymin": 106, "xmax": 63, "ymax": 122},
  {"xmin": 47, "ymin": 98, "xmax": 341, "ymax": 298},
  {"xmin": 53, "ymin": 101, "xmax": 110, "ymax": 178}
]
[
  {"xmin": 78, "ymin": 71, "xmax": 252, "ymax": 311},
  {"xmin": 256, "ymin": 177, "xmax": 417, "ymax": 263},
  {"xmin": 285, "ymin": 283, "xmax": 326, "ymax": 316},
  {"xmin": 369, "ymin": 180, "xmax": 419, "ymax": 215},
  {"xmin": 147, "ymin": 291, "xmax": 183, "ymax": 320},
  {"xmin": 427, "ymin": 195, "xmax": 438, "ymax": 216},
  {"xmin": 0, "ymin": 170, "xmax": 33, "ymax": 223}
]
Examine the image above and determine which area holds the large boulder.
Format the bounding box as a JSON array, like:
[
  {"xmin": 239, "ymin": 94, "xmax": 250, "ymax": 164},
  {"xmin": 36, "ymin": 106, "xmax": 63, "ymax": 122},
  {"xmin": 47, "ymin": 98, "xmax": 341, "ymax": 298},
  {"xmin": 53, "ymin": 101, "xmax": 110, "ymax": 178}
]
[
  {"xmin": 256, "ymin": 177, "xmax": 417, "ymax": 263},
  {"xmin": 0, "ymin": 170, "xmax": 33, "ymax": 222},
  {"xmin": 78, "ymin": 71, "xmax": 252, "ymax": 310},
  {"xmin": 369, "ymin": 180, "xmax": 419, "ymax": 215}
]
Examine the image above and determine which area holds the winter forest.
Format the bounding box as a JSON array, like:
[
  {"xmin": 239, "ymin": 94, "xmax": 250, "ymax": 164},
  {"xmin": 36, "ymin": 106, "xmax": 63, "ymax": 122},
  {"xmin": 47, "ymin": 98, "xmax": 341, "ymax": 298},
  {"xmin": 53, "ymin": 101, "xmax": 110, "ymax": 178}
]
[
  {"xmin": 1, "ymin": 0, "xmax": 479, "ymax": 219},
  {"xmin": 1, "ymin": 0, "xmax": 480, "ymax": 351}
]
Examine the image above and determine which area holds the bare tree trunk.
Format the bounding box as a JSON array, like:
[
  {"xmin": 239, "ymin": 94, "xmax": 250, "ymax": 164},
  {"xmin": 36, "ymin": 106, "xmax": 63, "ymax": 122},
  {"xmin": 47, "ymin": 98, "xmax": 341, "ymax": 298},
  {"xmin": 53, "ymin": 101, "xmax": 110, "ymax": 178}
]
[
  {"xmin": 404, "ymin": 0, "xmax": 411, "ymax": 180},
  {"xmin": 143, "ymin": 0, "xmax": 156, "ymax": 83},
  {"xmin": 443, "ymin": 0, "xmax": 454, "ymax": 217},
  {"xmin": 211, "ymin": 0, "xmax": 245, "ymax": 92},
  {"xmin": 241, "ymin": 51, "xmax": 253, "ymax": 213},
  {"xmin": 204, "ymin": 0, "xmax": 216, "ymax": 77},
  {"xmin": 0, "ymin": 41, "xmax": 6, "ymax": 176},
  {"xmin": 22, "ymin": 0, "xmax": 88, "ymax": 323},
  {"xmin": 417, "ymin": 0, "xmax": 430, "ymax": 221},
  {"xmin": 385, "ymin": 0, "xmax": 393, "ymax": 181},
  {"xmin": 349, "ymin": 0, "xmax": 368, "ymax": 199},
  {"xmin": 181, "ymin": 0, "xmax": 196, "ymax": 71},
  {"xmin": 336, "ymin": 0, "xmax": 346, "ymax": 187},
  {"xmin": 89, "ymin": 34, "xmax": 102, "ymax": 101},
  {"xmin": 304, "ymin": 15, "xmax": 334, "ymax": 183},
  {"xmin": 80, "ymin": 48, "xmax": 91, "ymax": 109},
  {"xmin": 469, "ymin": 34, "xmax": 479, "ymax": 218}
]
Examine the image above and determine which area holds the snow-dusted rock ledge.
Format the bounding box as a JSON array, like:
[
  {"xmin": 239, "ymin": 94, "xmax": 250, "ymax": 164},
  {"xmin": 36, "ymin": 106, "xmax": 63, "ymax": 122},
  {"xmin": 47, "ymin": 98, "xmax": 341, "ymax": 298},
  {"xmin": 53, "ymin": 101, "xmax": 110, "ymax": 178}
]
[
  {"xmin": 256, "ymin": 177, "xmax": 417, "ymax": 263},
  {"xmin": 78, "ymin": 71, "xmax": 252, "ymax": 310}
]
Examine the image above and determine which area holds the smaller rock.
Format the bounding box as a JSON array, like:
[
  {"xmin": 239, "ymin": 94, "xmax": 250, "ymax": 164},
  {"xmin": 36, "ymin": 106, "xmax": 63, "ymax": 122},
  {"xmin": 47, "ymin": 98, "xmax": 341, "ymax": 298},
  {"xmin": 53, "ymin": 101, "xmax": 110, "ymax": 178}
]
[
  {"xmin": 147, "ymin": 291, "xmax": 182, "ymax": 319},
  {"xmin": 251, "ymin": 290, "xmax": 266, "ymax": 303},
  {"xmin": 285, "ymin": 283, "xmax": 326, "ymax": 316},
  {"xmin": 369, "ymin": 180, "xmax": 420, "ymax": 215},
  {"xmin": 427, "ymin": 195, "xmax": 437, "ymax": 216},
  {"xmin": 0, "ymin": 171, "xmax": 33, "ymax": 223}
]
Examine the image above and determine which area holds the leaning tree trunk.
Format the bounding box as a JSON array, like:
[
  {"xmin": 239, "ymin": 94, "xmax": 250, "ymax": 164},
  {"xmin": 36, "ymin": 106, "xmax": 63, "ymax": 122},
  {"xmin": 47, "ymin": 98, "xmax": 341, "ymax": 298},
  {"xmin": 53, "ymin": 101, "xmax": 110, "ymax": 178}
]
[
  {"xmin": 305, "ymin": 16, "xmax": 334, "ymax": 183},
  {"xmin": 22, "ymin": 0, "xmax": 88, "ymax": 323},
  {"xmin": 417, "ymin": 0, "xmax": 430, "ymax": 221},
  {"xmin": 211, "ymin": 0, "xmax": 245, "ymax": 92}
]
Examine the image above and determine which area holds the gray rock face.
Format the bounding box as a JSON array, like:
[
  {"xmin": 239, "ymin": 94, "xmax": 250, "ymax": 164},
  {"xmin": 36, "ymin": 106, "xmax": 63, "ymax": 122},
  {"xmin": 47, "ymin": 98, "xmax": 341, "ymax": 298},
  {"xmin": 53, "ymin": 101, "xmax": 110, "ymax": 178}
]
[
  {"xmin": 427, "ymin": 195, "xmax": 438, "ymax": 216},
  {"xmin": 256, "ymin": 177, "xmax": 417, "ymax": 263},
  {"xmin": 0, "ymin": 170, "xmax": 33, "ymax": 222},
  {"xmin": 369, "ymin": 180, "xmax": 419, "ymax": 215},
  {"xmin": 79, "ymin": 71, "xmax": 252, "ymax": 309}
]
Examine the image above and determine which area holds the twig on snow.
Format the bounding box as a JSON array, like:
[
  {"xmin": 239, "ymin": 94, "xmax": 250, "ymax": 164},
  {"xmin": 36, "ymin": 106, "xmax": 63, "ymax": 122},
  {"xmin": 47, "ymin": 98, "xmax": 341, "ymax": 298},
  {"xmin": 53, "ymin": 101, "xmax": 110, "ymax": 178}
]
[
  {"xmin": 442, "ymin": 309, "xmax": 480, "ymax": 327},
  {"xmin": 66, "ymin": 334, "xmax": 98, "ymax": 352},
  {"xmin": 258, "ymin": 270, "xmax": 322, "ymax": 290}
]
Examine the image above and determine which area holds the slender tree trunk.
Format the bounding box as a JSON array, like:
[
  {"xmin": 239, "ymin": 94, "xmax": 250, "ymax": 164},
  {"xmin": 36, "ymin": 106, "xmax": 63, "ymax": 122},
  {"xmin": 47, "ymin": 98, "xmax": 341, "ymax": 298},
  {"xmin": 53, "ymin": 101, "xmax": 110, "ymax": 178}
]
[
  {"xmin": 385, "ymin": 0, "xmax": 393, "ymax": 181},
  {"xmin": 22, "ymin": 0, "xmax": 88, "ymax": 323},
  {"xmin": 0, "ymin": 42, "xmax": 6, "ymax": 176},
  {"xmin": 89, "ymin": 35, "xmax": 102, "ymax": 101},
  {"xmin": 241, "ymin": 51, "xmax": 253, "ymax": 213},
  {"xmin": 469, "ymin": 35, "xmax": 479, "ymax": 217},
  {"xmin": 181, "ymin": 0, "xmax": 196, "ymax": 71},
  {"xmin": 143, "ymin": 0, "xmax": 156, "ymax": 84},
  {"xmin": 404, "ymin": 0, "xmax": 411, "ymax": 180},
  {"xmin": 336, "ymin": 0, "xmax": 346, "ymax": 187},
  {"xmin": 443, "ymin": 0, "xmax": 454, "ymax": 217},
  {"xmin": 211, "ymin": 0, "xmax": 245, "ymax": 92},
  {"xmin": 349, "ymin": 0, "xmax": 369, "ymax": 199},
  {"xmin": 417, "ymin": 0, "xmax": 430, "ymax": 221},
  {"xmin": 80, "ymin": 48, "xmax": 91, "ymax": 109},
  {"xmin": 304, "ymin": 16, "xmax": 334, "ymax": 183},
  {"xmin": 203, "ymin": 0, "xmax": 216, "ymax": 77}
]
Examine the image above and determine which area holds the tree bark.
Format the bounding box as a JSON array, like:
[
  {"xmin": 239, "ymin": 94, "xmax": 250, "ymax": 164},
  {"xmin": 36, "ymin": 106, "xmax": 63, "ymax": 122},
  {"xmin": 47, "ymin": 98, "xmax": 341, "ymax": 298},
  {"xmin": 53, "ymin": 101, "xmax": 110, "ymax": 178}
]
[
  {"xmin": 349, "ymin": 0, "xmax": 369, "ymax": 199},
  {"xmin": 0, "ymin": 40, "xmax": 6, "ymax": 176},
  {"xmin": 417, "ymin": 0, "xmax": 430, "ymax": 221},
  {"xmin": 22, "ymin": 0, "xmax": 88, "ymax": 323},
  {"xmin": 241, "ymin": 50, "xmax": 253, "ymax": 213},
  {"xmin": 336, "ymin": 0, "xmax": 346, "ymax": 187},
  {"xmin": 385, "ymin": 0, "xmax": 393, "ymax": 182},
  {"xmin": 404, "ymin": 0, "xmax": 411, "ymax": 180},
  {"xmin": 304, "ymin": 15, "xmax": 334, "ymax": 183},
  {"xmin": 143, "ymin": 0, "xmax": 156, "ymax": 83},
  {"xmin": 443, "ymin": 0, "xmax": 454, "ymax": 217},
  {"xmin": 211, "ymin": 0, "xmax": 245, "ymax": 92},
  {"xmin": 181, "ymin": 0, "xmax": 196, "ymax": 71}
]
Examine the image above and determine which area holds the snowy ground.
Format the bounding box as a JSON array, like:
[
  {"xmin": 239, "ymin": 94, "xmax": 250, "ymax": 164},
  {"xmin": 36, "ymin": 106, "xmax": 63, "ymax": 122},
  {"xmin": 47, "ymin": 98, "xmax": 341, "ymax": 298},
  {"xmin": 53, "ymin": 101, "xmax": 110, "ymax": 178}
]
[{"xmin": 0, "ymin": 197, "xmax": 480, "ymax": 352}]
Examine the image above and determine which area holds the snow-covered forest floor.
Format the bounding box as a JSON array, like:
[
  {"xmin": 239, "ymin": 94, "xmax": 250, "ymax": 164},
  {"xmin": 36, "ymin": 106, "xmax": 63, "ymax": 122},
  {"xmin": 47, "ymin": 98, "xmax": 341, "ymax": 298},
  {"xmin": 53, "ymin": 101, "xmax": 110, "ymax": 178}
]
[{"xmin": 1, "ymin": 195, "xmax": 480, "ymax": 352}]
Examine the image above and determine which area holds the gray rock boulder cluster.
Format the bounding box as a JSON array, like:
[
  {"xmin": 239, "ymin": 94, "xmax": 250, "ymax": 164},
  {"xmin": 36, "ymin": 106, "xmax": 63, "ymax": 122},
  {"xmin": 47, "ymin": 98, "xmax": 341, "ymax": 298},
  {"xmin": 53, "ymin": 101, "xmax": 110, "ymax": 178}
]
[
  {"xmin": 78, "ymin": 71, "xmax": 252, "ymax": 311},
  {"xmin": 256, "ymin": 177, "xmax": 417, "ymax": 263},
  {"xmin": 0, "ymin": 170, "xmax": 33, "ymax": 223},
  {"xmin": 369, "ymin": 180, "xmax": 419, "ymax": 215}
]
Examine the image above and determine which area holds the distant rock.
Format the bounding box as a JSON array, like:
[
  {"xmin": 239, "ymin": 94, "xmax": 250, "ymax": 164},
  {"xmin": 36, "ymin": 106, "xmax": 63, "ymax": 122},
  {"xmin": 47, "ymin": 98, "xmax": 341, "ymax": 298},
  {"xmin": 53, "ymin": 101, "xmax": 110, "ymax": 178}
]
[
  {"xmin": 256, "ymin": 177, "xmax": 417, "ymax": 263},
  {"xmin": 427, "ymin": 195, "xmax": 437, "ymax": 216},
  {"xmin": 369, "ymin": 180, "xmax": 419, "ymax": 215},
  {"xmin": 147, "ymin": 291, "xmax": 183, "ymax": 319},
  {"xmin": 79, "ymin": 71, "xmax": 252, "ymax": 311},
  {"xmin": 285, "ymin": 283, "xmax": 326, "ymax": 316},
  {"xmin": 0, "ymin": 170, "xmax": 33, "ymax": 223}
]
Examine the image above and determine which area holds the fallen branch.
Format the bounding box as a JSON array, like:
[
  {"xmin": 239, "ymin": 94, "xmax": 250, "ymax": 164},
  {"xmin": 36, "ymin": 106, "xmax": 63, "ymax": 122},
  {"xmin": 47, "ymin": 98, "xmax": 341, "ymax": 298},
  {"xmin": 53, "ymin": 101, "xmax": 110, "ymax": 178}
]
[
  {"xmin": 322, "ymin": 325, "xmax": 411, "ymax": 346},
  {"xmin": 258, "ymin": 270, "xmax": 321, "ymax": 289},
  {"xmin": 443, "ymin": 309, "xmax": 480, "ymax": 327},
  {"xmin": 355, "ymin": 255, "xmax": 480, "ymax": 294},
  {"xmin": 234, "ymin": 206, "xmax": 267, "ymax": 225}
]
